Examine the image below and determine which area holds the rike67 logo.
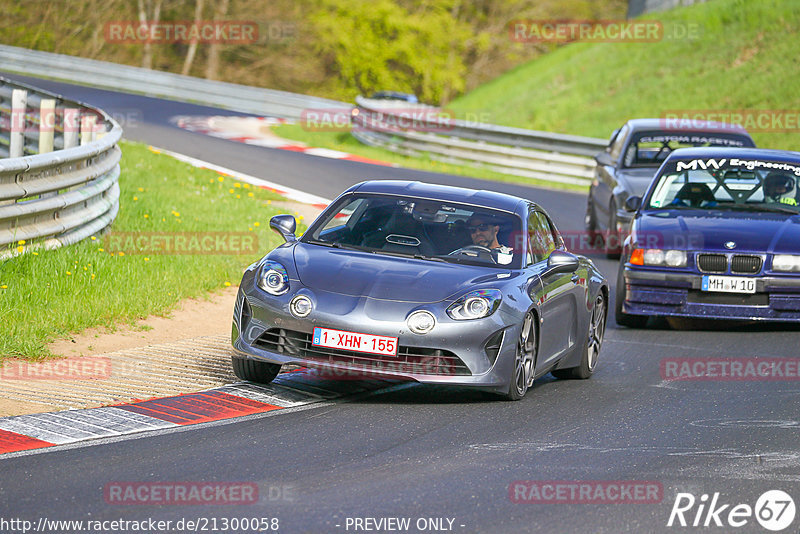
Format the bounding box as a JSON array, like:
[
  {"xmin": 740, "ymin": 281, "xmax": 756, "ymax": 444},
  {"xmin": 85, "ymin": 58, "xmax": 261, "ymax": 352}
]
[{"xmin": 667, "ymin": 490, "xmax": 796, "ymax": 531}]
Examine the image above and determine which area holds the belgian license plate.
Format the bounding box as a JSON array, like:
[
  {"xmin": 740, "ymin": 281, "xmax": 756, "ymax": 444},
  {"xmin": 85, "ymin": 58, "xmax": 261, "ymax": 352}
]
[
  {"xmin": 312, "ymin": 327, "xmax": 398, "ymax": 356},
  {"xmin": 701, "ymin": 275, "xmax": 756, "ymax": 294}
]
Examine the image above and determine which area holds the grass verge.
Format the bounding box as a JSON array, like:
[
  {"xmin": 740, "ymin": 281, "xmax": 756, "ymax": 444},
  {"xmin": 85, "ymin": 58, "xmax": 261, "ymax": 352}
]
[
  {"xmin": 0, "ymin": 140, "xmax": 296, "ymax": 362},
  {"xmin": 448, "ymin": 0, "xmax": 800, "ymax": 150}
]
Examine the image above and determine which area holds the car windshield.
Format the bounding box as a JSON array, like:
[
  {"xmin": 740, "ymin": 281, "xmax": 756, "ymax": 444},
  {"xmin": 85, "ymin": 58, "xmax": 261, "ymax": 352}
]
[
  {"xmin": 622, "ymin": 131, "xmax": 752, "ymax": 168},
  {"xmin": 647, "ymin": 157, "xmax": 800, "ymax": 214},
  {"xmin": 303, "ymin": 193, "xmax": 524, "ymax": 268}
]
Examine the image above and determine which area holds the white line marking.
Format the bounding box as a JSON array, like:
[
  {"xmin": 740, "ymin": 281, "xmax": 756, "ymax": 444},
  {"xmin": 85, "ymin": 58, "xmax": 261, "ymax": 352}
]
[{"xmin": 150, "ymin": 146, "xmax": 332, "ymax": 206}]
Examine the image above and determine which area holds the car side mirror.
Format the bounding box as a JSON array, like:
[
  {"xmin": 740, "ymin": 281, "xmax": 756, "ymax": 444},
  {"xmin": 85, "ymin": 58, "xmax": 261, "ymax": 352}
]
[
  {"xmin": 546, "ymin": 250, "xmax": 579, "ymax": 274},
  {"xmin": 270, "ymin": 214, "xmax": 297, "ymax": 243},
  {"xmin": 624, "ymin": 196, "xmax": 642, "ymax": 212},
  {"xmin": 595, "ymin": 152, "xmax": 613, "ymax": 166}
]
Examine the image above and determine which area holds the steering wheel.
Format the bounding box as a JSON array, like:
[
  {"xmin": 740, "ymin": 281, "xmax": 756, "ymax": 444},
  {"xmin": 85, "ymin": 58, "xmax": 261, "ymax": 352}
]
[{"xmin": 448, "ymin": 245, "xmax": 495, "ymax": 259}]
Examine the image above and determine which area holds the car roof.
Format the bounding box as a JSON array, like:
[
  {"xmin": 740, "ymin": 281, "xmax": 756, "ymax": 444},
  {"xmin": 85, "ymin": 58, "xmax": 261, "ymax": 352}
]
[
  {"xmin": 623, "ymin": 118, "xmax": 753, "ymax": 138},
  {"xmin": 347, "ymin": 180, "xmax": 530, "ymax": 213},
  {"xmin": 663, "ymin": 146, "xmax": 800, "ymax": 164}
]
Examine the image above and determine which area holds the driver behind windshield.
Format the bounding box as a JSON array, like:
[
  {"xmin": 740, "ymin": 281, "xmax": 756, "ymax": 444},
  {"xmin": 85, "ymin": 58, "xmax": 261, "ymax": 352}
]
[
  {"xmin": 764, "ymin": 171, "xmax": 798, "ymax": 206},
  {"xmin": 467, "ymin": 216, "xmax": 502, "ymax": 249}
]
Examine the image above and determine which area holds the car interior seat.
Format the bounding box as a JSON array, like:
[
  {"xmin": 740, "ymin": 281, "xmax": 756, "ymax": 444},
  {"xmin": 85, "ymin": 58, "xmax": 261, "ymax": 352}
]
[{"xmin": 673, "ymin": 182, "xmax": 716, "ymax": 207}]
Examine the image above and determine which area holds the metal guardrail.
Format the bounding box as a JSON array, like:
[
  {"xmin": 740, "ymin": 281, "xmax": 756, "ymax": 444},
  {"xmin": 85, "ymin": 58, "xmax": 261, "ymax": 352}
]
[
  {"xmin": 0, "ymin": 44, "xmax": 348, "ymax": 119},
  {"xmin": 352, "ymin": 97, "xmax": 606, "ymax": 186},
  {"xmin": 0, "ymin": 76, "xmax": 122, "ymax": 259}
]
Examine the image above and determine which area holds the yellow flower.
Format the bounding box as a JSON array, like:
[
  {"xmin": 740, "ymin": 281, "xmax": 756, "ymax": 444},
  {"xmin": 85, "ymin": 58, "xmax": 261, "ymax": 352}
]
[
  {"xmin": 228, "ymin": 188, "xmax": 234, "ymax": 194},
  {"xmin": 144, "ymin": 257, "xmax": 150, "ymax": 262},
  {"xmin": 243, "ymin": 183, "xmax": 251, "ymax": 189},
  {"xmin": 91, "ymin": 273, "xmax": 96, "ymax": 280},
  {"xmin": 66, "ymin": 271, "xmax": 72, "ymax": 276},
  {"xmin": 98, "ymin": 248, "xmax": 104, "ymax": 252},
  {"xmin": 32, "ymin": 252, "xmax": 38, "ymax": 256},
  {"xmin": 118, "ymin": 251, "xmax": 125, "ymax": 257},
  {"xmin": 299, "ymin": 215, "xmax": 305, "ymax": 220},
  {"xmin": 83, "ymin": 266, "xmax": 88, "ymax": 271},
  {"xmin": 224, "ymin": 282, "xmax": 231, "ymax": 287},
  {"xmin": 267, "ymin": 200, "xmax": 272, "ymax": 205},
  {"xmin": 0, "ymin": 285, "xmax": 7, "ymax": 289},
  {"xmin": 174, "ymin": 212, "xmax": 180, "ymax": 217},
  {"xmin": 18, "ymin": 239, "xmax": 25, "ymax": 245},
  {"xmin": 138, "ymin": 187, "xmax": 144, "ymax": 192},
  {"xmin": 91, "ymin": 236, "xmax": 97, "ymax": 241},
  {"xmin": 209, "ymin": 178, "xmax": 214, "ymax": 183},
  {"xmin": 236, "ymin": 194, "xmax": 241, "ymax": 199},
  {"xmin": 144, "ymin": 214, "xmax": 149, "ymax": 218},
  {"xmin": 234, "ymin": 182, "xmax": 242, "ymax": 188},
  {"xmin": 133, "ymin": 196, "xmax": 138, "ymax": 201},
  {"xmin": 248, "ymin": 227, "xmax": 253, "ymax": 231},
  {"xmin": 247, "ymin": 192, "xmax": 254, "ymax": 197},
  {"xmin": 17, "ymin": 246, "xmax": 23, "ymax": 253},
  {"xmin": 254, "ymin": 222, "xmax": 260, "ymax": 227},
  {"xmin": 218, "ymin": 176, "xmax": 225, "ymax": 182}
]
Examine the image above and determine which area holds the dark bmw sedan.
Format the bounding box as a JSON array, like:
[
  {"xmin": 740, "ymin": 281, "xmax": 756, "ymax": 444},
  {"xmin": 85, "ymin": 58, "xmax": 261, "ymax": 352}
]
[
  {"xmin": 232, "ymin": 180, "xmax": 608, "ymax": 400},
  {"xmin": 616, "ymin": 147, "xmax": 800, "ymax": 327},
  {"xmin": 587, "ymin": 118, "xmax": 755, "ymax": 257}
]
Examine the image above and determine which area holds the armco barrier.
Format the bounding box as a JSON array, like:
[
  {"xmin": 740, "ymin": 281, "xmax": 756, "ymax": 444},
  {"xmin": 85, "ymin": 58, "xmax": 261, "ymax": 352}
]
[
  {"xmin": 351, "ymin": 97, "xmax": 605, "ymax": 186},
  {"xmin": 0, "ymin": 76, "xmax": 121, "ymax": 259}
]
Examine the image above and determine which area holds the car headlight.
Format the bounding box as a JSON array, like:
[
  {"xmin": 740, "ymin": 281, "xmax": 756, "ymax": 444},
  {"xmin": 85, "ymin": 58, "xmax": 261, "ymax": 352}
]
[
  {"xmin": 447, "ymin": 289, "xmax": 502, "ymax": 320},
  {"xmin": 290, "ymin": 295, "xmax": 313, "ymax": 317},
  {"xmin": 257, "ymin": 261, "xmax": 289, "ymax": 295},
  {"xmin": 630, "ymin": 249, "xmax": 687, "ymax": 268},
  {"xmin": 773, "ymin": 254, "xmax": 800, "ymax": 272},
  {"xmin": 407, "ymin": 310, "xmax": 436, "ymax": 334}
]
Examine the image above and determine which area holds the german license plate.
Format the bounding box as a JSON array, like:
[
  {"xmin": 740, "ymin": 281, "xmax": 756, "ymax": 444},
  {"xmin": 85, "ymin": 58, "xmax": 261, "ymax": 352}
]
[
  {"xmin": 701, "ymin": 275, "xmax": 756, "ymax": 294},
  {"xmin": 312, "ymin": 327, "xmax": 398, "ymax": 356}
]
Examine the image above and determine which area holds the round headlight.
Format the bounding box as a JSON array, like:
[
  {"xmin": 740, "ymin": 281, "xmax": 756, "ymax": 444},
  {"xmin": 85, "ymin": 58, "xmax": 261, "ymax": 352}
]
[
  {"xmin": 407, "ymin": 311, "xmax": 435, "ymax": 334},
  {"xmin": 257, "ymin": 262, "xmax": 289, "ymax": 295},
  {"xmin": 464, "ymin": 297, "xmax": 489, "ymax": 318},
  {"xmin": 644, "ymin": 249, "xmax": 665, "ymax": 265},
  {"xmin": 664, "ymin": 250, "xmax": 687, "ymax": 267},
  {"xmin": 290, "ymin": 295, "xmax": 313, "ymax": 317}
]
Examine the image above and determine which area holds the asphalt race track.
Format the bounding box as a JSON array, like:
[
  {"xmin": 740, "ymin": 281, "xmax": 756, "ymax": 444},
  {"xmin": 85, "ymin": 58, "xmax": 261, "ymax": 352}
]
[{"xmin": 2, "ymin": 74, "xmax": 799, "ymax": 534}]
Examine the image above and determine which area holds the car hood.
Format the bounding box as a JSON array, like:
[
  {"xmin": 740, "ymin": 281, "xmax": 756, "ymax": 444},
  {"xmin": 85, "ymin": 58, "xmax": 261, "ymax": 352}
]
[
  {"xmin": 617, "ymin": 167, "xmax": 659, "ymax": 197},
  {"xmin": 293, "ymin": 243, "xmax": 507, "ymax": 303},
  {"xmin": 635, "ymin": 210, "xmax": 800, "ymax": 253}
]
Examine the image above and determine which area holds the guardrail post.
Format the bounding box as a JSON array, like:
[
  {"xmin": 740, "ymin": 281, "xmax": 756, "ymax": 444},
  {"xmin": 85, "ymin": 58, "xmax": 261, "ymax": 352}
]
[
  {"xmin": 63, "ymin": 108, "xmax": 79, "ymax": 149},
  {"xmin": 38, "ymin": 99, "xmax": 55, "ymax": 154},
  {"xmin": 10, "ymin": 89, "xmax": 27, "ymax": 158},
  {"xmin": 80, "ymin": 114, "xmax": 96, "ymax": 145}
]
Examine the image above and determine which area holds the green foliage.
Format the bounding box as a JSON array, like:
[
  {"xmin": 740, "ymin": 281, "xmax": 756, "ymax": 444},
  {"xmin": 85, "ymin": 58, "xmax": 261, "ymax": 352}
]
[
  {"xmin": 307, "ymin": 0, "xmax": 471, "ymax": 104},
  {"xmin": 448, "ymin": 0, "xmax": 800, "ymax": 150}
]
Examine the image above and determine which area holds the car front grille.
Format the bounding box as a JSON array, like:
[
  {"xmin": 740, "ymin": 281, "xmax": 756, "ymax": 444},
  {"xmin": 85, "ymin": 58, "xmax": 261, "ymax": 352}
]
[
  {"xmin": 731, "ymin": 255, "xmax": 762, "ymax": 274},
  {"xmin": 253, "ymin": 328, "xmax": 472, "ymax": 376},
  {"xmin": 697, "ymin": 254, "xmax": 727, "ymax": 273}
]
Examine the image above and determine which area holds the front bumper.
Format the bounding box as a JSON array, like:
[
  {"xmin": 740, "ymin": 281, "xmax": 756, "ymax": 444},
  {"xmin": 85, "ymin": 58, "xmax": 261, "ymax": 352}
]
[
  {"xmin": 620, "ymin": 266, "xmax": 800, "ymax": 321},
  {"xmin": 231, "ymin": 280, "xmax": 518, "ymax": 392}
]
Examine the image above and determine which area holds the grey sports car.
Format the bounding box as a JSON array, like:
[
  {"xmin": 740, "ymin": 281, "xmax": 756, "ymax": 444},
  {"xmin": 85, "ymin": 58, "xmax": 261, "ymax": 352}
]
[{"xmin": 231, "ymin": 180, "xmax": 608, "ymax": 400}]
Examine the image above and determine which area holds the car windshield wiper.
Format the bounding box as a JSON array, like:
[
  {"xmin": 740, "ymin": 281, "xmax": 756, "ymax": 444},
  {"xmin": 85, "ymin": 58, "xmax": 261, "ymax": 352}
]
[
  {"xmin": 305, "ymin": 239, "xmax": 364, "ymax": 250},
  {"xmin": 370, "ymin": 249, "xmax": 448, "ymax": 262}
]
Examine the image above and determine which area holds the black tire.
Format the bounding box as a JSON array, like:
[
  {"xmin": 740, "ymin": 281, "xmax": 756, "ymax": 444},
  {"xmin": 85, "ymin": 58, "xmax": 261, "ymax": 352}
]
[
  {"xmin": 501, "ymin": 312, "xmax": 537, "ymax": 401},
  {"xmin": 604, "ymin": 199, "xmax": 621, "ymax": 259},
  {"xmin": 552, "ymin": 292, "xmax": 606, "ymax": 380},
  {"xmin": 232, "ymin": 356, "xmax": 281, "ymax": 384},
  {"xmin": 584, "ymin": 194, "xmax": 598, "ymax": 240},
  {"xmin": 614, "ymin": 266, "xmax": 648, "ymax": 328}
]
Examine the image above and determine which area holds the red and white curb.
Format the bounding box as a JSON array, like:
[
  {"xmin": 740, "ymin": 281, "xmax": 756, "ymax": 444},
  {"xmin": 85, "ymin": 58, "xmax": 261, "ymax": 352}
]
[
  {"xmin": 172, "ymin": 115, "xmax": 398, "ymax": 167},
  {"xmin": 148, "ymin": 146, "xmax": 332, "ymax": 209},
  {"xmin": 0, "ymin": 371, "xmax": 398, "ymax": 456}
]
